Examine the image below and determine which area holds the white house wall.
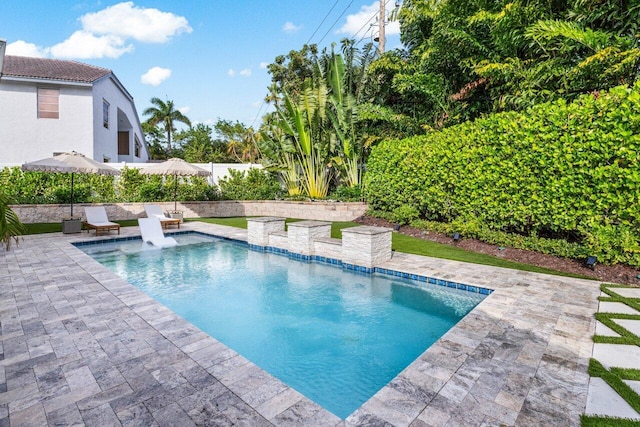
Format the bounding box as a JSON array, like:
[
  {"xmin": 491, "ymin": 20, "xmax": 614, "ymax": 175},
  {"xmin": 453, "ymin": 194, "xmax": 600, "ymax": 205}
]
[
  {"xmin": 0, "ymin": 80, "xmax": 94, "ymax": 163},
  {"xmin": 92, "ymin": 76, "xmax": 149, "ymax": 163}
]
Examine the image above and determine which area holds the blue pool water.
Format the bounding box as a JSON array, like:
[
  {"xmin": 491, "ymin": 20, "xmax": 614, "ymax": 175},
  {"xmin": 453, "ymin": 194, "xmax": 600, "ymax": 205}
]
[{"xmin": 80, "ymin": 234, "xmax": 485, "ymax": 418}]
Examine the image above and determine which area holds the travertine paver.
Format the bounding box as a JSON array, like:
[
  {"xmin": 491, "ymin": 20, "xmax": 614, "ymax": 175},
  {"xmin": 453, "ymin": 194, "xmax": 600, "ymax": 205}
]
[
  {"xmin": 598, "ymin": 301, "xmax": 640, "ymax": 314},
  {"xmin": 595, "ymin": 321, "xmax": 620, "ymax": 337},
  {"xmin": 585, "ymin": 378, "xmax": 640, "ymax": 419},
  {"xmin": 0, "ymin": 222, "xmax": 602, "ymax": 426},
  {"xmin": 612, "ymin": 319, "xmax": 640, "ymax": 337}
]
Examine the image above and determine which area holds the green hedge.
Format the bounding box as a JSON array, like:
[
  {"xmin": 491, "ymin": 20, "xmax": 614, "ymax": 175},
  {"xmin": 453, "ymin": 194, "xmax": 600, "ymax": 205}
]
[
  {"xmin": 0, "ymin": 166, "xmax": 218, "ymax": 205},
  {"xmin": 365, "ymin": 83, "xmax": 640, "ymax": 266}
]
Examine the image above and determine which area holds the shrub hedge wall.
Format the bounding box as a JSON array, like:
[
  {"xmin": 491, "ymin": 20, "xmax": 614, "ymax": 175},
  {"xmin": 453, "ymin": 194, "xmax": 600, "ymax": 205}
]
[{"xmin": 365, "ymin": 83, "xmax": 640, "ymax": 266}]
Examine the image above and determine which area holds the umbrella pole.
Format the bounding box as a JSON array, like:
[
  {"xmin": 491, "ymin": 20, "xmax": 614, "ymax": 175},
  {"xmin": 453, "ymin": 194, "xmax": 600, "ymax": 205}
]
[
  {"xmin": 174, "ymin": 174, "xmax": 178, "ymax": 211},
  {"xmin": 70, "ymin": 172, "xmax": 74, "ymax": 218}
]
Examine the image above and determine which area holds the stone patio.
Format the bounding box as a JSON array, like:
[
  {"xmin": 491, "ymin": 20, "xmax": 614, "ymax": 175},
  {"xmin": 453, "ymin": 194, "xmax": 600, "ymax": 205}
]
[{"xmin": 0, "ymin": 222, "xmax": 602, "ymax": 426}]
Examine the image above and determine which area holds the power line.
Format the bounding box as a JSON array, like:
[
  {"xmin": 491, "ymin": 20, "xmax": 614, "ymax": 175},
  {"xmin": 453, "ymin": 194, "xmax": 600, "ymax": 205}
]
[
  {"xmin": 355, "ymin": 0, "xmax": 392, "ymax": 45},
  {"xmin": 306, "ymin": 0, "xmax": 340, "ymax": 45},
  {"xmin": 317, "ymin": 0, "xmax": 356, "ymax": 45}
]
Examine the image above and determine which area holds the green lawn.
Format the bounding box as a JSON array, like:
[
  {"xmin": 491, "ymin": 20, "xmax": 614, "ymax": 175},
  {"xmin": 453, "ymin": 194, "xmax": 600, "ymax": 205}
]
[
  {"xmin": 24, "ymin": 220, "xmax": 140, "ymax": 235},
  {"xmin": 24, "ymin": 216, "xmax": 585, "ymax": 279}
]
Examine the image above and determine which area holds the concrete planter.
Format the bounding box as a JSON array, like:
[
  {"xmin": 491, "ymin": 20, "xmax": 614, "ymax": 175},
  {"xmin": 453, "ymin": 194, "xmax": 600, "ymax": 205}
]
[
  {"xmin": 62, "ymin": 218, "xmax": 82, "ymax": 234},
  {"xmin": 168, "ymin": 211, "xmax": 183, "ymax": 223}
]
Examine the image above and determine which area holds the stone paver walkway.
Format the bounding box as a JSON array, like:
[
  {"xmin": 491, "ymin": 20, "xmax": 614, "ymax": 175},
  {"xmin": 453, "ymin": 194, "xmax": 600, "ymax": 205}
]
[
  {"xmin": 585, "ymin": 285, "xmax": 640, "ymax": 422},
  {"xmin": 1, "ymin": 222, "xmax": 603, "ymax": 426}
]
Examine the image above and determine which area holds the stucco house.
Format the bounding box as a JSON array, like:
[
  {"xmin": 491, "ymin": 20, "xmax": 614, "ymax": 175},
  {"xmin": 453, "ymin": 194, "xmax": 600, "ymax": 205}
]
[{"xmin": 0, "ymin": 53, "xmax": 149, "ymax": 164}]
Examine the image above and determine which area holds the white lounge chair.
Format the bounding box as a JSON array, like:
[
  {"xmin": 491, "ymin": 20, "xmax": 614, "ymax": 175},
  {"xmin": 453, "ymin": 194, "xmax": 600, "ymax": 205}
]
[
  {"xmin": 143, "ymin": 204, "xmax": 181, "ymax": 229},
  {"xmin": 138, "ymin": 218, "xmax": 178, "ymax": 248},
  {"xmin": 83, "ymin": 206, "xmax": 120, "ymax": 236}
]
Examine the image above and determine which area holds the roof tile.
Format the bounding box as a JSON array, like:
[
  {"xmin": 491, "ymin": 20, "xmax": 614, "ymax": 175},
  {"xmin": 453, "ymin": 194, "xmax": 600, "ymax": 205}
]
[{"xmin": 3, "ymin": 55, "xmax": 111, "ymax": 83}]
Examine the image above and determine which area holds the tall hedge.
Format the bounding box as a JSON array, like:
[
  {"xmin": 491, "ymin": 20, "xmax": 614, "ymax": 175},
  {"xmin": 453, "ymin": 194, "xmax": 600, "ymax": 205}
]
[{"xmin": 365, "ymin": 84, "xmax": 640, "ymax": 265}]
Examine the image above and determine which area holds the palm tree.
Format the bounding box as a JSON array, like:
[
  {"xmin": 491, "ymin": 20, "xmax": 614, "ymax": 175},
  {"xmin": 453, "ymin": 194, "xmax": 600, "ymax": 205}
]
[
  {"xmin": 143, "ymin": 97, "xmax": 192, "ymax": 153},
  {"xmin": 0, "ymin": 191, "xmax": 26, "ymax": 251}
]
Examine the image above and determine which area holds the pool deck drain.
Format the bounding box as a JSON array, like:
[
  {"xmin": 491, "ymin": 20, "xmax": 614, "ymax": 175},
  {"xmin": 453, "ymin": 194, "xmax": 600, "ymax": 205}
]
[{"xmin": 0, "ymin": 222, "xmax": 604, "ymax": 426}]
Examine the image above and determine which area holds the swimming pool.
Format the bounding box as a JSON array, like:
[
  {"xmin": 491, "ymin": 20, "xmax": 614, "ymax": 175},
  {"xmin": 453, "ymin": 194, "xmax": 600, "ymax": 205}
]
[{"xmin": 79, "ymin": 233, "xmax": 485, "ymax": 418}]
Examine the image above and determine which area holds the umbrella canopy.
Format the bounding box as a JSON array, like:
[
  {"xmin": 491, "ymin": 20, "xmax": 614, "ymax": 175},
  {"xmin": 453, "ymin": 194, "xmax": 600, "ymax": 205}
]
[
  {"xmin": 22, "ymin": 151, "xmax": 121, "ymax": 175},
  {"xmin": 21, "ymin": 151, "xmax": 120, "ymax": 218},
  {"xmin": 139, "ymin": 158, "xmax": 211, "ymax": 177},
  {"xmin": 139, "ymin": 158, "xmax": 211, "ymax": 211}
]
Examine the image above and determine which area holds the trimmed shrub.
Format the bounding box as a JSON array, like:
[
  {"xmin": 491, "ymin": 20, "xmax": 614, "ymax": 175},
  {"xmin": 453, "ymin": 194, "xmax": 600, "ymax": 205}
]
[
  {"xmin": 365, "ymin": 83, "xmax": 640, "ymax": 265},
  {"xmin": 218, "ymin": 168, "xmax": 282, "ymax": 200}
]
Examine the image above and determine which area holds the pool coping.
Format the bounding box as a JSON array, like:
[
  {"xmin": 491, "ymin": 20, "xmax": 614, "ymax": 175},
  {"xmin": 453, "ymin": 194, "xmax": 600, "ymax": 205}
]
[{"xmin": 0, "ymin": 222, "xmax": 601, "ymax": 426}]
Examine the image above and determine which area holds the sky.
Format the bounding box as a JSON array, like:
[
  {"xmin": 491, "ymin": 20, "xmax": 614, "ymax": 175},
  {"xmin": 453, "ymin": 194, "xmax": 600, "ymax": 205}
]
[{"xmin": 1, "ymin": 1, "xmax": 402, "ymax": 128}]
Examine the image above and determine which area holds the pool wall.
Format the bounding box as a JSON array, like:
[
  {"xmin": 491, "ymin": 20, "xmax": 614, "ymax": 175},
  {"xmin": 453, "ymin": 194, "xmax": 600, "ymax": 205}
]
[{"xmin": 73, "ymin": 229, "xmax": 494, "ymax": 297}]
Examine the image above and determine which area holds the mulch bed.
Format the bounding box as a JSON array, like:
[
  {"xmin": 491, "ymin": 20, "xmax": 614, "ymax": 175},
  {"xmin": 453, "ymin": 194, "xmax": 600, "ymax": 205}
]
[{"xmin": 354, "ymin": 215, "xmax": 640, "ymax": 286}]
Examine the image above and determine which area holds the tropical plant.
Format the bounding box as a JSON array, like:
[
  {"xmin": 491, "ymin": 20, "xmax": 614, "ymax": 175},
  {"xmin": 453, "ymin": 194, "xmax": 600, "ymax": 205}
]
[
  {"xmin": 0, "ymin": 191, "xmax": 26, "ymax": 251},
  {"xmin": 143, "ymin": 97, "xmax": 192, "ymax": 153},
  {"xmin": 278, "ymin": 84, "xmax": 332, "ymax": 199},
  {"xmin": 327, "ymin": 50, "xmax": 361, "ymax": 188}
]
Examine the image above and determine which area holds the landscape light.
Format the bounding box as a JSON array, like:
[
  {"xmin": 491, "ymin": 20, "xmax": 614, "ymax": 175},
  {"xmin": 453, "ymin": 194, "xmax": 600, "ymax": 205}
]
[
  {"xmin": 394, "ymin": 224, "xmax": 401, "ymax": 231},
  {"xmin": 453, "ymin": 232, "xmax": 460, "ymax": 242},
  {"xmin": 586, "ymin": 256, "xmax": 597, "ymax": 270}
]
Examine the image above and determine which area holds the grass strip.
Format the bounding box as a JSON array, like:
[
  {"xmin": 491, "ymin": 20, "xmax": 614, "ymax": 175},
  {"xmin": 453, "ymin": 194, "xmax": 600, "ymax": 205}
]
[
  {"xmin": 611, "ymin": 368, "xmax": 640, "ymax": 382},
  {"xmin": 25, "ymin": 220, "xmax": 139, "ymax": 234},
  {"xmin": 594, "ymin": 313, "xmax": 640, "ymax": 346},
  {"xmin": 588, "ymin": 359, "xmax": 640, "ymax": 414},
  {"xmin": 600, "ymin": 284, "xmax": 640, "ymax": 312},
  {"xmin": 581, "ymin": 415, "xmax": 640, "ymax": 426},
  {"xmin": 588, "ymin": 286, "xmax": 640, "ymax": 425}
]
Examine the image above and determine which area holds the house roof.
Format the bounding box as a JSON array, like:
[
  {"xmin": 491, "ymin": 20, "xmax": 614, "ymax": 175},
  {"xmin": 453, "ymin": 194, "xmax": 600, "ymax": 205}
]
[{"xmin": 3, "ymin": 55, "xmax": 112, "ymax": 83}]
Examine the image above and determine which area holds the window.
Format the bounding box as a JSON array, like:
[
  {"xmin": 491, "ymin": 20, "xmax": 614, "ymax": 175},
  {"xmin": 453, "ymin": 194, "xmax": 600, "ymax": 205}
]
[
  {"xmin": 118, "ymin": 131, "xmax": 129, "ymax": 155},
  {"xmin": 38, "ymin": 88, "xmax": 59, "ymax": 119},
  {"xmin": 103, "ymin": 99, "xmax": 109, "ymax": 128},
  {"xmin": 134, "ymin": 136, "xmax": 141, "ymax": 157}
]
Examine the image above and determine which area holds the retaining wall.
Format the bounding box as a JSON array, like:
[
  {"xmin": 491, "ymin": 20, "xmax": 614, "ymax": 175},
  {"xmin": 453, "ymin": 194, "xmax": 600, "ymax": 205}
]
[{"xmin": 11, "ymin": 201, "xmax": 368, "ymax": 223}]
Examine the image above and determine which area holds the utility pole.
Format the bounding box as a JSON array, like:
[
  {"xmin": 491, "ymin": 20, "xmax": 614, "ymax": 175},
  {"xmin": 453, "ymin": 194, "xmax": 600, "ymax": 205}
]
[{"xmin": 378, "ymin": 0, "xmax": 386, "ymax": 54}]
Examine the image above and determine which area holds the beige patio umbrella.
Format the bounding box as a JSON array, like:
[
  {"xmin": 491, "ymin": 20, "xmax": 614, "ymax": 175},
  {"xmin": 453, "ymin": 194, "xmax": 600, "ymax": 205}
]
[
  {"xmin": 21, "ymin": 151, "xmax": 120, "ymax": 218},
  {"xmin": 139, "ymin": 158, "xmax": 211, "ymax": 211}
]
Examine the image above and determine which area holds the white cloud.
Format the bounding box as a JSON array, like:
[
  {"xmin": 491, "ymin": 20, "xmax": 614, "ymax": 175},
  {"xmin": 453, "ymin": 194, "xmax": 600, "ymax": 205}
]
[
  {"xmin": 259, "ymin": 62, "xmax": 269, "ymax": 69},
  {"xmin": 239, "ymin": 68, "xmax": 252, "ymax": 77},
  {"xmin": 282, "ymin": 21, "xmax": 302, "ymax": 33},
  {"xmin": 49, "ymin": 31, "xmax": 133, "ymax": 59},
  {"xmin": 80, "ymin": 1, "xmax": 192, "ymax": 43},
  {"xmin": 178, "ymin": 106, "xmax": 190, "ymax": 115},
  {"xmin": 337, "ymin": 2, "xmax": 400, "ymax": 38},
  {"xmin": 228, "ymin": 69, "xmax": 236, "ymax": 77},
  {"xmin": 6, "ymin": 2, "xmax": 191, "ymax": 60},
  {"xmin": 141, "ymin": 66, "xmax": 172, "ymax": 86},
  {"xmin": 6, "ymin": 40, "xmax": 48, "ymax": 57}
]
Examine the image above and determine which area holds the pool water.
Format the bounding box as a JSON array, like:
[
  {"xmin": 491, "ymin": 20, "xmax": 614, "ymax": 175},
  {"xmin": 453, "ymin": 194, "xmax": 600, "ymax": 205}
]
[{"xmin": 80, "ymin": 234, "xmax": 485, "ymax": 418}]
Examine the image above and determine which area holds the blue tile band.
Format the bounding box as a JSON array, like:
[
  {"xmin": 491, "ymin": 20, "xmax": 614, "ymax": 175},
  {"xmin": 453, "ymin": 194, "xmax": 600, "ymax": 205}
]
[{"xmin": 74, "ymin": 231, "xmax": 493, "ymax": 296}]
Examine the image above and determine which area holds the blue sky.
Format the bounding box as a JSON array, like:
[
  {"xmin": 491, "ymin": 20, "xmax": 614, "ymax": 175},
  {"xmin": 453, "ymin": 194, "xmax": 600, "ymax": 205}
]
[{"xmin": 1, "ymin": 1, "xmax": 401, "ymax": 128}]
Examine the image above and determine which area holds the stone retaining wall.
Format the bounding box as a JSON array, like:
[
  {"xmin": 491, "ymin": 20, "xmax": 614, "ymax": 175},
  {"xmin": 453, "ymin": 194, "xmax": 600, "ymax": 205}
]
[{"xmin": 11, "ymin": 201, "xmax": 368, "ymax": 223}]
